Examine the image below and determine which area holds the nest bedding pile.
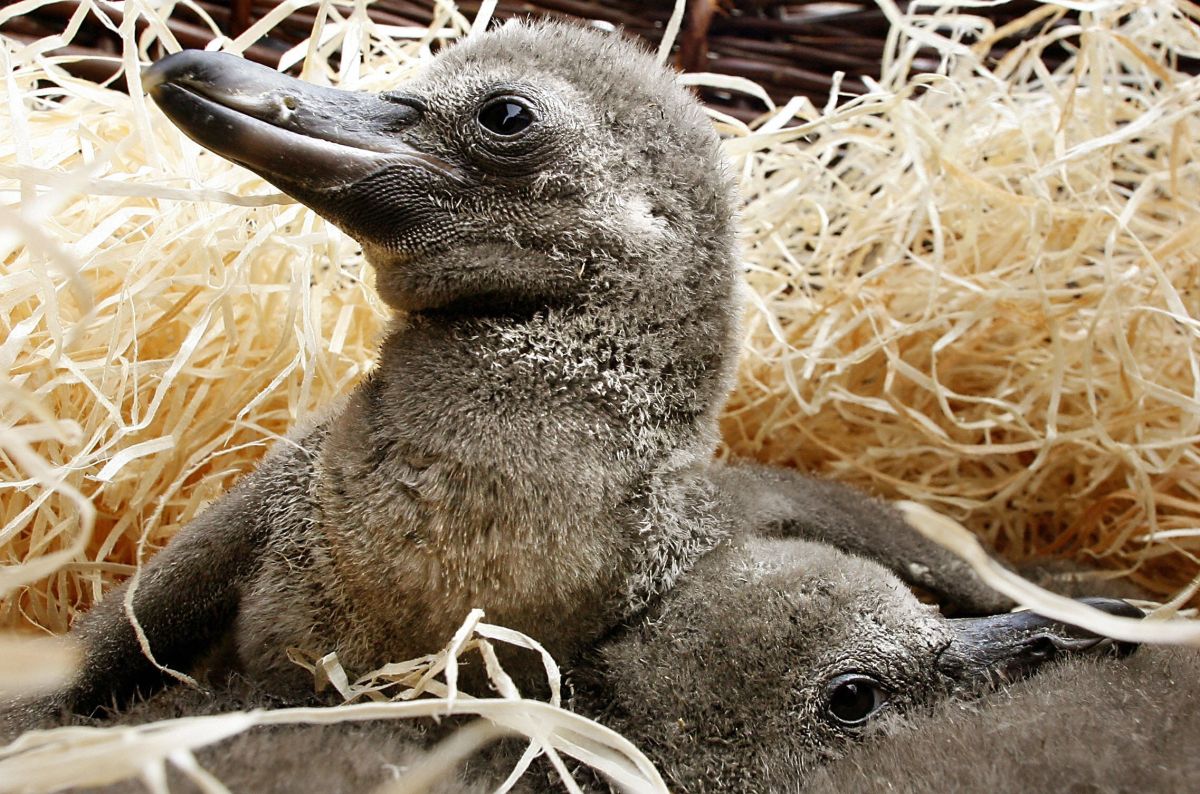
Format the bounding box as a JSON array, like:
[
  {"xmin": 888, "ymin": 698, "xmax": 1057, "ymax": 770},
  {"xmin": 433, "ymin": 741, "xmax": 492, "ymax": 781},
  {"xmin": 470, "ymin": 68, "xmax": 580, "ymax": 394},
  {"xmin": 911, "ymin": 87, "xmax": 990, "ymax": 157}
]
[
  {"xmin": 718, "ymin": 0, "xmax": 1200, "ymax": 600},
  {"xmin": 1, "ymin": 0, "xmax": 1200, "ymax": 788}
]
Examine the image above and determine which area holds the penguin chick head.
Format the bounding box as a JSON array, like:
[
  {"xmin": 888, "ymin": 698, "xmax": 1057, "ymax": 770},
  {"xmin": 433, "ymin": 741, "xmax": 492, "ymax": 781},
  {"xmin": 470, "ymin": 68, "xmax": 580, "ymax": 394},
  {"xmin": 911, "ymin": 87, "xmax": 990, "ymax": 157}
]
[
  {"xmin": 142, "ymin": 22, "xmax": 735, "ymax": 316},
  {"xmin": 584, "ymin": 536, "xmax": 1141, "ymax": 792}
]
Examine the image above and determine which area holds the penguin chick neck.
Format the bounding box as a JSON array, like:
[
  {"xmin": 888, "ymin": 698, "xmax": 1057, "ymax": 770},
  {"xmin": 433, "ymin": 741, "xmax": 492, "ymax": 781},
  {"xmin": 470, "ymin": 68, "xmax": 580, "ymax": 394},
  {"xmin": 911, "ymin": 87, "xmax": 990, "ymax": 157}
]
[{"xmin": 310, "ymin": 297, "xmax": 736, "ymax": 678}]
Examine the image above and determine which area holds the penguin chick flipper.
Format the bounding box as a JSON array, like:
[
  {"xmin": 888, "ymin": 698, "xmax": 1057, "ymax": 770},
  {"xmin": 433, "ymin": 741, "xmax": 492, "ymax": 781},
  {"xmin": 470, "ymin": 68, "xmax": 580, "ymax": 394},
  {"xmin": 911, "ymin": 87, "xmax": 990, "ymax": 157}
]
[
  {"xmin": 710, "ymin": 463, "xmax": 1014, "ymax": 614},
  {"xmin": 3, "ymin": 483, "xmax": 268, "ymax": 734}
]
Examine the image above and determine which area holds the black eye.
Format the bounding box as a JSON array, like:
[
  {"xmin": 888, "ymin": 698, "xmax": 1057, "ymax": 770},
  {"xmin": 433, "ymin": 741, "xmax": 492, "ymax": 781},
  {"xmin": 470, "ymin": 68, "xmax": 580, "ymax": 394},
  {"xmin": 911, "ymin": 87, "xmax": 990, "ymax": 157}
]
[
  {"xmin": 478, "ymin": 98, "xmax": 534, "ymax": 136},
  {"xmin": 825, "ymin": 674, "xmax": 888, "ymax": 727}
]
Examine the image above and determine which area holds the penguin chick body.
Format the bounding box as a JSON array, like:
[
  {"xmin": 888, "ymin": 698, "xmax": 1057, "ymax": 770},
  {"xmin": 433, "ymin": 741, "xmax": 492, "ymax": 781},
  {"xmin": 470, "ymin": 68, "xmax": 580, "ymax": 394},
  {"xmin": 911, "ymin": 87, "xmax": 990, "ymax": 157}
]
[
  {"xmin": 15, "ymin": 20, "xmax": 743, "ymax": 721},
  {"xmin": 707, "ymin": 463, "xmax": 1014, "ymax": 615}
]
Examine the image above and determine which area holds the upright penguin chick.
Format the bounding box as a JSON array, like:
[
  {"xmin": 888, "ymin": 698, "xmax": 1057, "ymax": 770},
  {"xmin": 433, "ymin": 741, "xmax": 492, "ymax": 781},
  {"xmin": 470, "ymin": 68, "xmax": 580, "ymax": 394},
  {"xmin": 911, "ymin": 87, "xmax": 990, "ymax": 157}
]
[
  {"xmin": 11, "ymin": 21, "xmax": 744, "ymax": 722},
  {"xmin": 572, "ymin": 535, "xmax": 1141, "ymax": 793}
]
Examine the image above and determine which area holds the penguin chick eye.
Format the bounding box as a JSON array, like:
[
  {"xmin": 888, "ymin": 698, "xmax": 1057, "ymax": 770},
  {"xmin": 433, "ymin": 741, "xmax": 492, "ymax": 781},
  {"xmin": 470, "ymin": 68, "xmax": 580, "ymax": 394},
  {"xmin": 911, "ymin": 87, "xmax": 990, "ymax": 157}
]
[
  {"xmin": 478, "ymin": 97, "xmax": 534, "ymax": 136},
  {"xmin": 824, "ymin": 673, "xmax": 889, "ymax": 727}
]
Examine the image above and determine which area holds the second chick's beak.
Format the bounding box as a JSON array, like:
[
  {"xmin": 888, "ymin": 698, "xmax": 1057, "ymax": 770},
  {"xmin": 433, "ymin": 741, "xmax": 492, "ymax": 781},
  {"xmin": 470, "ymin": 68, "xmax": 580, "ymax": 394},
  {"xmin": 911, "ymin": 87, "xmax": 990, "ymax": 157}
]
[{"xmin": 937, "ymin": 597, "xmax": 1144, "ymax": 691}]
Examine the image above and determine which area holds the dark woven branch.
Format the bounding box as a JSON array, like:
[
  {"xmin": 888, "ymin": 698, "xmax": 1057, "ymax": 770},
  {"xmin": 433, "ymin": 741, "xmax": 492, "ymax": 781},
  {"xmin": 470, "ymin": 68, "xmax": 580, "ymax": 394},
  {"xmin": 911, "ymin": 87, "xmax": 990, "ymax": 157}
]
[{"xmin": 0, "ymin": 0, "xmax": 1104, "ymax": 117}]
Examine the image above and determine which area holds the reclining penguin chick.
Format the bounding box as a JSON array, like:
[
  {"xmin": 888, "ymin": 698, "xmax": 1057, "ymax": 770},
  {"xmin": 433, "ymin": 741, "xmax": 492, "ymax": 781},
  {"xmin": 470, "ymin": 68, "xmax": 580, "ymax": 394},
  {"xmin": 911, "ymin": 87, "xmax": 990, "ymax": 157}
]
[
  {"xmin": 804, "ymin": 565, "xmax": 1198, "ymax": 794},
  {"xmin": 805, "ymin": 643, "xmax": 1200, "ymax": 794},
  {"xmin": 571, "ymin": 535, "xmax": 1141, "ymax": 793}
]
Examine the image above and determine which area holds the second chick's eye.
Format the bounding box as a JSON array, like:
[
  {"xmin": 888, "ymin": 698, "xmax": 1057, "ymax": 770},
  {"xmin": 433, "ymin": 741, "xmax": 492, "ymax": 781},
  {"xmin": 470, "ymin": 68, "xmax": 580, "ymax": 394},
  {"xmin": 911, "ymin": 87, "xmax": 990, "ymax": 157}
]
[
  {"xmin": 824, "ymin": 673, "xmax": 889, "ymax": 727},
  {"xmin": 478, "ymin": 98, "xmax": 534, "ymax": 136}
]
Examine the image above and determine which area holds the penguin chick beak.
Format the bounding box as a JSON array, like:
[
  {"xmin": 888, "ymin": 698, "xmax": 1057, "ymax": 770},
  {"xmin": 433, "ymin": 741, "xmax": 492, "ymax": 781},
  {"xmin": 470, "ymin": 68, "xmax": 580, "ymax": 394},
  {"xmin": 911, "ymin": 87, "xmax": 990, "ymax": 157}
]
[
  {"xmin": 142, "ymin": 50, "xmax": 461, "ymax": 191},
  {"xmin": 937, "ymin": 597, "xmax": 1143, "ymax": 690}
]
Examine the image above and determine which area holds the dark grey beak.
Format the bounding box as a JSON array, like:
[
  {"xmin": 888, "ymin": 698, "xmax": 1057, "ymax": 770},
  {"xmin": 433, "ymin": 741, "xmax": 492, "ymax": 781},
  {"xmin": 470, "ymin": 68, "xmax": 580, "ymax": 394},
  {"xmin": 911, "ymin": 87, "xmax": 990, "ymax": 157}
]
[
  {"xmin": 937, "ymin": 597, "xmax": 1143, "ymax": 689},
  {"xmin": 141, "ymin": 50, "xmax": 460, "ymax": 190}
]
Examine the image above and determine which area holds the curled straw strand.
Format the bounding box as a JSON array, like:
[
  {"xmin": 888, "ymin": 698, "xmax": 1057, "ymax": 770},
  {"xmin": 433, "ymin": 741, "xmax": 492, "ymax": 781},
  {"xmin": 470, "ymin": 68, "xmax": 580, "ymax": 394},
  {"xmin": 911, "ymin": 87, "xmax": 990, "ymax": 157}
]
[{"xmin": 900, "ymin": 501, "xmax": 1200, "ymax": 645}]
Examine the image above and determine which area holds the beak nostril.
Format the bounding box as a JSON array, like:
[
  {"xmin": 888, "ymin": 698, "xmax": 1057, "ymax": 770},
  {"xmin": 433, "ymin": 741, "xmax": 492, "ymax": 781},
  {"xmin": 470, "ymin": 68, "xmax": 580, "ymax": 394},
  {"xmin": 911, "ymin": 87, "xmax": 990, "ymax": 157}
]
[
  {"xmin": 380, "ymin": 90, "xmax": 427, "ymax": 113},
  {"xmin": 282, "ymin": 95, "xmax": 298, "ymax": 111},
  {"xmin": 1024, "ymin": 635, "xmax": 1058, "ymax": 661}
]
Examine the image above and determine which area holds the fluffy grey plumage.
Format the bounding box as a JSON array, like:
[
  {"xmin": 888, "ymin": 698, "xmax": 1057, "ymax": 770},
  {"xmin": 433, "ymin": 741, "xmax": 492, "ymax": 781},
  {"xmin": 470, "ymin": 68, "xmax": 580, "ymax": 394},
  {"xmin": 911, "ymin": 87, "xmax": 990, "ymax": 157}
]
[
  {"xmin": 708, "ymin": 464, "xmax": 1014, "ymax": 615},
  {"xmin": 62, "ymin": 527, "xmax": 1137, "ymax": 794},
  {"xmin": 801, "ymin": 567, "xmax": 1196, "ymax": 793},
  {"xmin": 4, "ymin": 20, "xmax": 1008, "ymax": 735}
]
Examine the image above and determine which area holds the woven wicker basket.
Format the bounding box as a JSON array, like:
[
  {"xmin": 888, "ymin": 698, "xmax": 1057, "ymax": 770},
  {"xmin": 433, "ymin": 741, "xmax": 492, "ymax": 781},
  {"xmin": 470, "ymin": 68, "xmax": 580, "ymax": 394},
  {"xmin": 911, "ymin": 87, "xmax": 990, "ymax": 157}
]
[{"xmin": 3, "ymin": 0, "xmax": 1089, "ymax": 119}]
